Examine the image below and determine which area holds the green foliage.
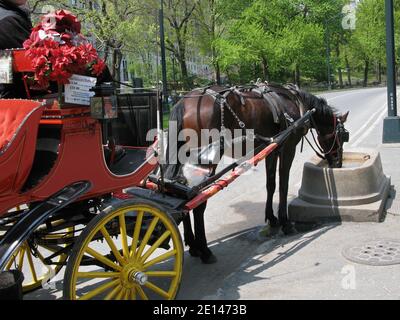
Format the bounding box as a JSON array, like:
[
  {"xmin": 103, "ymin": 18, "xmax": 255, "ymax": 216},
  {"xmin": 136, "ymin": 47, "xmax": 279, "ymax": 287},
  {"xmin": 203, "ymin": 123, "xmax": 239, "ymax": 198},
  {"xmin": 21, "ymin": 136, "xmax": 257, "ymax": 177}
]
[{"xmin": 28, "ymin": 0, "xmax": 400, "ymax": 89}]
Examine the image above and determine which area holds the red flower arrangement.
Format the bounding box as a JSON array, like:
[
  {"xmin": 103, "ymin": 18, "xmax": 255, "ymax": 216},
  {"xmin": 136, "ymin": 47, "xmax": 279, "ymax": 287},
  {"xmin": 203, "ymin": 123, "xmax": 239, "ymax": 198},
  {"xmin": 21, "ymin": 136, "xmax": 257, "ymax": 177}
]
[{"xmin": 23, "ymin": 10, "xmax": 106, "ymax": 89}]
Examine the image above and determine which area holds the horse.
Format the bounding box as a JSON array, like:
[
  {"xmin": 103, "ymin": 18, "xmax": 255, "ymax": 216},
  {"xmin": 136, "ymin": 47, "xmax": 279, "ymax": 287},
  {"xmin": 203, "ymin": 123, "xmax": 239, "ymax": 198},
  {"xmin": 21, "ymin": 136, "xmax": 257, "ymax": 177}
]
[{"xmin": 164, "ymin": 83, "xmax": 349, "ymax": 264}]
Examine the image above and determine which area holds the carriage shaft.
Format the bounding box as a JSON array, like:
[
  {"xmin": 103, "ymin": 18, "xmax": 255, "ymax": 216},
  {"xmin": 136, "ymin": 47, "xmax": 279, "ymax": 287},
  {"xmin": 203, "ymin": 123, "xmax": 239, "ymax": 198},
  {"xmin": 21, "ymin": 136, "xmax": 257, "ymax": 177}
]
[{"xmin": 184, "ymin": 143, "xmax": 279, "ymax": 211}]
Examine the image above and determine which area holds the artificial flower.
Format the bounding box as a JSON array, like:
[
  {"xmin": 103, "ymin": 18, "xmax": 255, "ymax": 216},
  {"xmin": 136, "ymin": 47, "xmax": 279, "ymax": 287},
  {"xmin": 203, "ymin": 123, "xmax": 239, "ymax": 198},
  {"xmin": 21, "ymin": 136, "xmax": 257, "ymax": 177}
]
[{"xmin": 23, "ymin": 10, "xmax": 106, "ymax": 89}]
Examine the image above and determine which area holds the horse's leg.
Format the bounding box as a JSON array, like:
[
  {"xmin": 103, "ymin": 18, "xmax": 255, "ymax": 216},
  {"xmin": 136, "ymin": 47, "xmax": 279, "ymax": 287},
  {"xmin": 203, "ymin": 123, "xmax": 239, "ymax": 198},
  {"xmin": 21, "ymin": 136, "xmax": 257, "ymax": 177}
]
[
  {"xmin": 265, "ymin": 153, "xmax": 279, "ymax": 226},
  {"xmin": 278, "ymin": 142, "xmax": 297, "ymax": 235},
  {"xmin": 193, "ymin": 201, "xmax": 217, "ymax": 264},
  {"xmin": 182, "ymin": 213, "xmax": 201, "ymax": 257}
]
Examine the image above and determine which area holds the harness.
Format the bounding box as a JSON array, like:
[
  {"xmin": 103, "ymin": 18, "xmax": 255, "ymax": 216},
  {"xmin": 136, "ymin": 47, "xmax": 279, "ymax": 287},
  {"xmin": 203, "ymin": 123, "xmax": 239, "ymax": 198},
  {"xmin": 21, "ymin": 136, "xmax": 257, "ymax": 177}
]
[
  {"xmin": 202, "ymin": 88, "xmax": 247, "ymax": 156},
  {"xmin": 182, "ymin": 84, "xmax": 345, "ymax": 160}
]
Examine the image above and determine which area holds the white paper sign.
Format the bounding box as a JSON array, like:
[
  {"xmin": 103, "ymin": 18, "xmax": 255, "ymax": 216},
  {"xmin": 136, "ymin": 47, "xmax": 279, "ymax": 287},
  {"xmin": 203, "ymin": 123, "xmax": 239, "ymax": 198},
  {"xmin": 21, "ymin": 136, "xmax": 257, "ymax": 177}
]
[
  {"xmin": 64, "ymin": 74, "xmax": 97, "ymax": 106},
  {"xmin": 0, "ymin": 55, "xmax": 13, "ymax": 84}
]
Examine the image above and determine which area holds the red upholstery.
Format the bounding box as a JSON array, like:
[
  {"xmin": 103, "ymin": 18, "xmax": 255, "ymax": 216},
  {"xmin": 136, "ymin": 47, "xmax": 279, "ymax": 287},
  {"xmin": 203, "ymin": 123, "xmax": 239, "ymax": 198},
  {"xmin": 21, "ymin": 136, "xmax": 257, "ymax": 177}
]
[{"xmin": 0, "ymin": 100, "xmax": 43, "ymax": 152}]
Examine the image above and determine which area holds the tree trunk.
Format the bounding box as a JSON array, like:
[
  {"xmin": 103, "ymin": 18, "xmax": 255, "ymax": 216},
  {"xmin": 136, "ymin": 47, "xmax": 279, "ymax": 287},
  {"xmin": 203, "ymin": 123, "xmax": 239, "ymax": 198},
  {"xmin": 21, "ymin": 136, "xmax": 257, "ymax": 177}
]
[
  {"xmin": 255, "ymin": 62, "xmax": 260, "ymax": 81},
  {"xmin": 261, "ymin": 56, "xmax": 269, "ymax": 81},
  {"xmin": 215, "ymin": 61, "xmax": 221, "ymax": 85},
  {"xmin": 345, "ymin": 55, "xmax": 352, "ymax": 87},
  {"xmin": 112, "ymin": 49, "xmax": 123, "ymax": 85},
  {"xmin": 103, "ymin": 45, "xmax": 109, "ymax": 63},
  {"xmin": 338, "ymin": 67, "xmax": 343, "ymax": 88},
  {"xmin": 335, "ymin": 44, "xmax": 343, "ymax": 88},
  {"xmin": 363, "ymin": 59, "xmax": 369, "ymax": 87},
  {"xmin": 295, "ymin": 64, "xmax": 301, "ymax": 88},
  {"xmin": 377, "ymin": 62, "xmax": 382, "ymax": 83},
  {"xmin": 175, "ymin": 32, "xmax": 191, "ymax": 90},
  {"xmin": 211, "ymin": 43, "xmax": 221, "ymax": 84},
  {"xmin": 178, "ymin": 57, "xmax": 190, "ymax": 90}
]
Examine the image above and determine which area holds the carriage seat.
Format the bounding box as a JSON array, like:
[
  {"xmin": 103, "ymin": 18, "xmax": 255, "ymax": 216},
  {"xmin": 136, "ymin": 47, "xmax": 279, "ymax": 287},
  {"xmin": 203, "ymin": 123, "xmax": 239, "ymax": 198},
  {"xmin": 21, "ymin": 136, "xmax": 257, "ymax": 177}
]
[
  {"xmin": 0, "ymin": 100, "xmax": 44, "ymax": 195},
  {"xmin": 0, "ymin": 100, "xmax": 43, "ymax": 154},
  {"xmin": 104, "ymin": 145, "xmax": 126, "ymax": 165}
]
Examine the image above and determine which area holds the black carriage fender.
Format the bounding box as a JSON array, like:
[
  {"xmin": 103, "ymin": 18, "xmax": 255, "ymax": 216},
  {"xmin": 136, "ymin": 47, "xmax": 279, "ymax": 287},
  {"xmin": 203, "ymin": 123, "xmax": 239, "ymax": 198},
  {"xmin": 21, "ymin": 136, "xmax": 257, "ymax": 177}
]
[{"xmin": 0, "ymin": 181, "xmax": 91, "ymax": 270}]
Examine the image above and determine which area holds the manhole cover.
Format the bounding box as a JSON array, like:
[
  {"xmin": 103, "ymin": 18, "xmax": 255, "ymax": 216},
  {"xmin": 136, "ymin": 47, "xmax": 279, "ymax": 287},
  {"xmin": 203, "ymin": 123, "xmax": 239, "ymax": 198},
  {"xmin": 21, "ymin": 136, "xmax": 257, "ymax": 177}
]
[{"xmin": 342, "ymin": 239, "xmax": 400, "ymax": 266}]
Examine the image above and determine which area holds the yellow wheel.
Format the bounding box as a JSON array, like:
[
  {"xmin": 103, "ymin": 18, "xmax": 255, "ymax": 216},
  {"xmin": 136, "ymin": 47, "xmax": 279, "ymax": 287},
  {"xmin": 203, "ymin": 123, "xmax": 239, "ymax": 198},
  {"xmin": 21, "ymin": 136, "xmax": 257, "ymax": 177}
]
[
  {"xmin": 2, "ymin": 223, "xmax": 74, "ymax": 293},
  {"xmin": 63, "ymin": 199, "xmax": 184, "ymax": 300}
]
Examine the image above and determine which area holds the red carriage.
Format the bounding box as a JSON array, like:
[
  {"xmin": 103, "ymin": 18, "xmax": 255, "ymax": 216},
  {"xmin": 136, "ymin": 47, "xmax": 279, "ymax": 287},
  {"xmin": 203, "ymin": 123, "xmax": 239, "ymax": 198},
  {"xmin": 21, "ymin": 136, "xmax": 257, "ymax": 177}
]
[{"xmin": 0, "ymin": 49, "xmax": 316, "ymax": 300}]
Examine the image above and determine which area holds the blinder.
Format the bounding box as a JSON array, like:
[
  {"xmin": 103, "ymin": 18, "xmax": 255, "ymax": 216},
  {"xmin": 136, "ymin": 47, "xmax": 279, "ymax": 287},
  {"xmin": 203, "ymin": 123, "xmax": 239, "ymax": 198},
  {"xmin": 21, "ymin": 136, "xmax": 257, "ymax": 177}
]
[{"xmin": 337, "ymin": 122, "xmax": 350, "ymax": 143}]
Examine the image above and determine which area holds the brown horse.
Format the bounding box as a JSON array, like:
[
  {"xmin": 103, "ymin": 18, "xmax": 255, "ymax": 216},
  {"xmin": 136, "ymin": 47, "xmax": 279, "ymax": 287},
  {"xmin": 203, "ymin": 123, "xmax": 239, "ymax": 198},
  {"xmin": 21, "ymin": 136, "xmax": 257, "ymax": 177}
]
[{"xmin": 164, "ymin": 83, "xmax": 349, "ymax": 264}]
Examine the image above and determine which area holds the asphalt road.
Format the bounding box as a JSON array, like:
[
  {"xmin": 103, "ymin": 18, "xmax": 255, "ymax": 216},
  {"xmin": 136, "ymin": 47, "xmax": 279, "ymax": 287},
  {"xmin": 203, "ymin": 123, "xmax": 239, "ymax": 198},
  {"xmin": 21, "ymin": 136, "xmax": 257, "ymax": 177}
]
[
  {"xmin": 25, "ymin": 86, "xmax": 395, "ymax": 300},
  {"xmin": 175, "ymin": 86, "xmax": 395, "ymax": 300}
]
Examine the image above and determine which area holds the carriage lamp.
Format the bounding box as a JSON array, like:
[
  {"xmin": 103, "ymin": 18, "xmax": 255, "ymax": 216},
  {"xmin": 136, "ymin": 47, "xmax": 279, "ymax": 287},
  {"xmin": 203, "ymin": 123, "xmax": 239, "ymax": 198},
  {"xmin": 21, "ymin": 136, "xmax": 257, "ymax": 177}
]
[
  {"xmin": 90, "ymin": 83, "xmax": 118, "ymax": 120},
  {"xmin": 90, "ymin": 83, "xmax": 118, "ymax": 145}
]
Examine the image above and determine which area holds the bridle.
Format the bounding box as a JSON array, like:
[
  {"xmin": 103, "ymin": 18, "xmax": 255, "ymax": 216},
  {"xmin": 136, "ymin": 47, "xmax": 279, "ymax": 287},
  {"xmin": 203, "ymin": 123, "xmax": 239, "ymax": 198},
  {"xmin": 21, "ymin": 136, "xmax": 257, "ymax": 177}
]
[{"xmin": 306, "ymin": 113, "xmax": 349, "ymax": 161}]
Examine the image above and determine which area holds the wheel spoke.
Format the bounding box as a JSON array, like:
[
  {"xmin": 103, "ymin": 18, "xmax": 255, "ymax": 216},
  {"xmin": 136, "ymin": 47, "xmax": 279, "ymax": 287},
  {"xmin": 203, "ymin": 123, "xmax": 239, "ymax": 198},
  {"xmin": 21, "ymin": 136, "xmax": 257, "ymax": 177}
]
[
  {"xmin": 67, "ymin": 204, "xmax": 183, "ymax": 301},
  {"xmin": 85, "ymin": 247, "xmax": 122, "ymax": 271},
  {"xmin": 17, "ymin": 246, "xmax": 26, "ymax": 271},
  {"xmin": 140, "ymin": 231, "xmax": 171, "ymax": 263},
  {"xmin": 119, "ymin": 214, "xmax": 129, "ymax": 259},
  {"xmin": 136, "ymin": 285, "xmax": 148, "ymax": 300},
  {"xmin": 5, "ymin": 253, "xmax": 17, "ymax": 270},
  {"xmin": 79, "ymin": 279, "xmax": 120, "ymax": 300},
  {"xmin": 143, "ymin": 250, "xmax": 176, "ymax": 269},
  {"xmin": 100, "ymin": 227, "xmax": 125, "ymax": 266},
  {"xmin": 144, "ymin": 281, "xmax": 171, "ymax": 299},
  {"xmin": 41, "ymin": 244, "xmax": 63, "ymax": 253},
  {"xmin": 115, "ymin": 288, "xmax": 125, "ymax": 300},
  {"xmin": 77, "ymin": 272, "xmax": 120, "ymax": 279},
  {"xmin": 124, "ymin": 289, "xmax": 130, "ymax": 300},
  {"xmin": 136, "ymin": 217, "xmax": 159, "ymax": 259},
  {"xmin": 130, "ymin": 287, "xmax": 137, "ymax": 300},
  {"xmin": 26, "ymin": 249, "xmax": 38, "ymax": 283},
  {"xmin": 130, "ymin": 211, "xmax": 143, "ymax": 258},
  {"xmin": 146, "ymin": 271, "xmax": 177, "ymax": 278},
  {"xmin": 104, "ymin": 285, "xmax": 122, "ymax": 300}
]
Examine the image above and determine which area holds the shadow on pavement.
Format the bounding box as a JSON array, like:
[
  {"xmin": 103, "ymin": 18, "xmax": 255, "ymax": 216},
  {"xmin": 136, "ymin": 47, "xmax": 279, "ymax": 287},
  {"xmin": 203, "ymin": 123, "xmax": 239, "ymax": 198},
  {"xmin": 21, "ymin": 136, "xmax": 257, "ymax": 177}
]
[{"xmin": 177, "ymin": 200, "xmax": 340, "ymax": 300}]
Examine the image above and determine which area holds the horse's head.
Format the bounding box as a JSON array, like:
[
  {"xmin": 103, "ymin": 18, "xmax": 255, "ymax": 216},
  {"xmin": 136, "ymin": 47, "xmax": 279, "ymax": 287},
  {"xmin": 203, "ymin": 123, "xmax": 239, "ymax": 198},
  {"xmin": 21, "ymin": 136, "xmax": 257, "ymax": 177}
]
[
  {"xmin": 292, "ymin": 89, "xmax": 350, "ymax": 168},
  {"xmin": 316, "ymin": 110, "xmax": 350, "ymax": 168}
]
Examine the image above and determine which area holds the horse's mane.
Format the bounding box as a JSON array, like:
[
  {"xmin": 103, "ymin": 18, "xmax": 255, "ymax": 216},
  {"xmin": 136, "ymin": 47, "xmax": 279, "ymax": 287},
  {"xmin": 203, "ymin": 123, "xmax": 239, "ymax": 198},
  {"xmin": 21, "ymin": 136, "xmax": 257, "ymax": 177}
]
[{"xmin": 294, "ymin": 88, "xmax": 339, "ymax": 119}]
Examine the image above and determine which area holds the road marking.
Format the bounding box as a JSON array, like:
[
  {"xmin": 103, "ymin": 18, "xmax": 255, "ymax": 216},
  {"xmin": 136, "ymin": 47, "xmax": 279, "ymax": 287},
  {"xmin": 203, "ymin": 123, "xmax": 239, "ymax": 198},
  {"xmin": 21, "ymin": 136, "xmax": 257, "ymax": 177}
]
[
  {"xmin": 324, "ymin": 88, "xmax": 385, "ymax": 102},
  {"xmin": 348, "ymin": 101, "xmax": 387, "ymax": 143},
  {"xmin": 349, "ymin": 92, "xmax": 398, "ymax": 147},
  {"xmin": 326, "ymin": 91, "xmax": 363, "ymax": 102},
  {"xmin": 350, "ymin": 107, "xmax": 387, "ymax": 147}
]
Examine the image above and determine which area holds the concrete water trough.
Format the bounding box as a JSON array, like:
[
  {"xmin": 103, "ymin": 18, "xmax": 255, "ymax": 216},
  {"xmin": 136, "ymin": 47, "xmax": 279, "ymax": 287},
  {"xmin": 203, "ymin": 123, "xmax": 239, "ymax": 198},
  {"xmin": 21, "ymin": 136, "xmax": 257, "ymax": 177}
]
[{"xmin": 289, "ymin": 150, "xmax": 391, "ymax": 223}]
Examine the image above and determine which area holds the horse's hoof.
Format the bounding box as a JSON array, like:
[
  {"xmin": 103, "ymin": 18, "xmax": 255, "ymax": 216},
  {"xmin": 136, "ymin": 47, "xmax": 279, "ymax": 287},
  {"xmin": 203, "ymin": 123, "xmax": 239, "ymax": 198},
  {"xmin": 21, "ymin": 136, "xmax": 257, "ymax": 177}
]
[
  {"xmin": 200, "ymin": 252, "xmax": 218, "ymax": 264},
  {"xmin": 189, "ymin": 247, "xmax": 201, "ymax": 258},
  {"xmin": 282, "ymin": 223, "xmax": 297, "ymax": 236}
]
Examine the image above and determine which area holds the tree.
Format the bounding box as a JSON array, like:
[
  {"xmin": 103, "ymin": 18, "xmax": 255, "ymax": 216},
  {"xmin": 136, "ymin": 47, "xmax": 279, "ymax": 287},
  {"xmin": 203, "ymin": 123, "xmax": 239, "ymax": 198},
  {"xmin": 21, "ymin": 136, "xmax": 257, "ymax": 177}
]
[
  {"xmin": 194, "ymin": 0, "xmax": 223, "ymax": 84},
  {"xmin": 31, "ymin": 0, "xmax": 143, "ymax": 83},
  {"xmin": 139, "ymin": 0, "xmax": 200, "ymax": 90},
  {"xmin": 214, "ymin": 0, "xmax": 333, "ymax": 85},
  {"xmin": 350, "ymin": 0, "xmax": 386, "ymax": 87}
]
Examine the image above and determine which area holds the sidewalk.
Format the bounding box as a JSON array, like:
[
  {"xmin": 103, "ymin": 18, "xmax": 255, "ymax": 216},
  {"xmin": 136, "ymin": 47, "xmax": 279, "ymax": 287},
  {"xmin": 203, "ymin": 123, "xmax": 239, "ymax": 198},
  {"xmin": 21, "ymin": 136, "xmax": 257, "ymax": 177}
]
[{"xmin": 201, "ymin": 128, "xmax": 400, "ymax": 300}]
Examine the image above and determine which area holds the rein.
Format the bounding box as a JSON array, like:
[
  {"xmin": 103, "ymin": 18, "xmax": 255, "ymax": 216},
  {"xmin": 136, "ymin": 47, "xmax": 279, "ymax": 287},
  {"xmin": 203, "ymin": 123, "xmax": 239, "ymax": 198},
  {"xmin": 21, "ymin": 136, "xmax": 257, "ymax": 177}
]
[{"xmin": 305, "ymin": 113, "xmax": 339, "ymax": 160}]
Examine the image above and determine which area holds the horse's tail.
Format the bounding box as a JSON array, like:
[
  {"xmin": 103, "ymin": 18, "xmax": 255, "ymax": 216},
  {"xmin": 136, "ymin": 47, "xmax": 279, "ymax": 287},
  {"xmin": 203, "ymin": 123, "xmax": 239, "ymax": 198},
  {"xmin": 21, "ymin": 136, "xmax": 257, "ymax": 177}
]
[{"xmin": 163, "ymin": 99, "xmax": 185, "ymax": 180}]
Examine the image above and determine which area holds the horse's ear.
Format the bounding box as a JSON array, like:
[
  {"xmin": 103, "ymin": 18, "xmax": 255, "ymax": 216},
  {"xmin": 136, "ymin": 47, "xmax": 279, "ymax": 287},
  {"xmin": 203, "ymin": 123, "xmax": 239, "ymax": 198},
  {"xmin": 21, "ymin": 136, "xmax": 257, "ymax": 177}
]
[{"xmin": 339, "ymin": 111, "xmax": 349, "ymax": 123}]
